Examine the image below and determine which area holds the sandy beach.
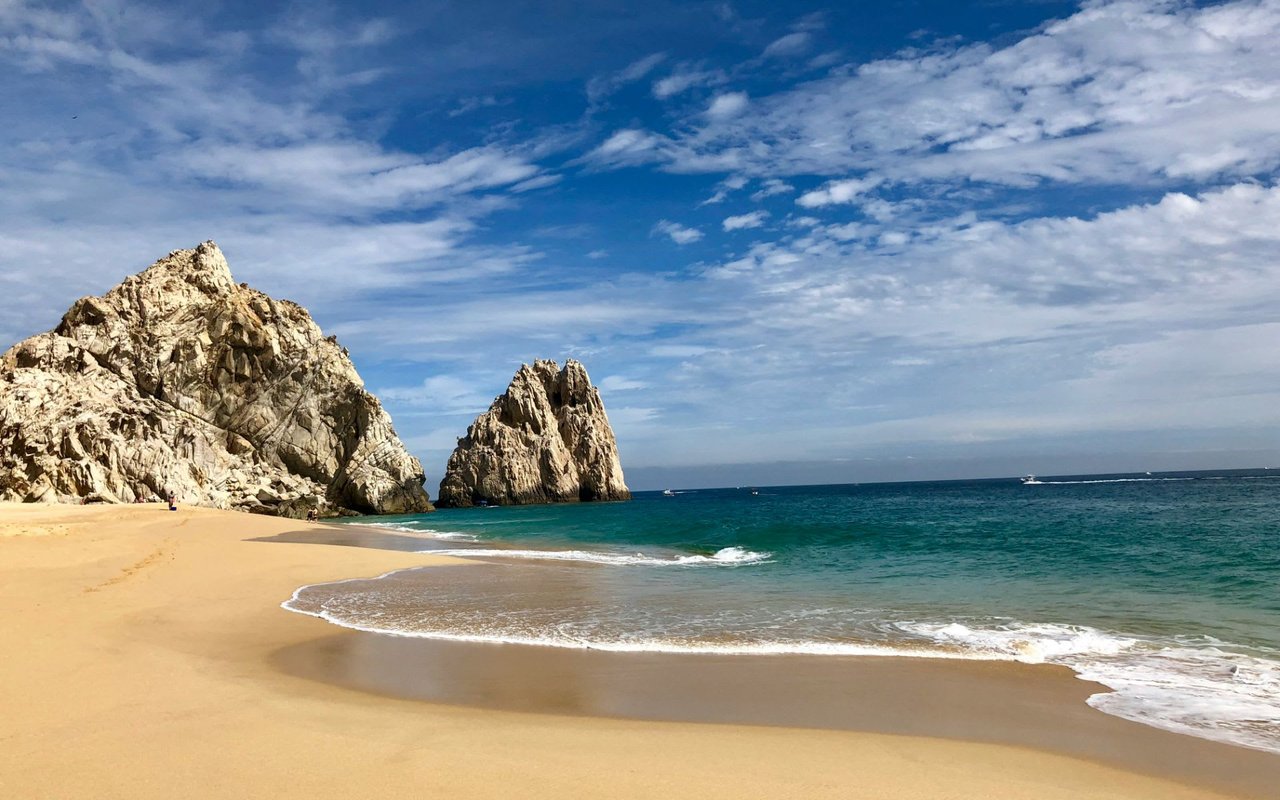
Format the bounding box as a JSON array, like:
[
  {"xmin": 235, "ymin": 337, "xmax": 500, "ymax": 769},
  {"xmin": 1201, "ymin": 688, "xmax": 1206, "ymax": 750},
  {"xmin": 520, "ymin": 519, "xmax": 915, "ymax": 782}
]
[{"xmin": 2, "ymin": 502, "xmax": 1276, "ymax": 800}]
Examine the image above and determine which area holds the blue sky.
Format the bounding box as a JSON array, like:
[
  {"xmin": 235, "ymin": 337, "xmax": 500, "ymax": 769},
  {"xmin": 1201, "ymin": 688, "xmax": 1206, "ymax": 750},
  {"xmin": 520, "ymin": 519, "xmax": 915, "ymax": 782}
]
[{"xmin": 3, "ymin": 0, "xmax": 1280, "ymax": 489}]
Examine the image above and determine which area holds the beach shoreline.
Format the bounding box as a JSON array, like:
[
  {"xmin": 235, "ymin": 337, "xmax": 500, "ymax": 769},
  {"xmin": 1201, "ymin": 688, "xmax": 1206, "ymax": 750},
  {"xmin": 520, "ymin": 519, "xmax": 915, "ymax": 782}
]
[{"xmin": 2, "ymin": 501, "xmax": 1276, "ymax": 799}]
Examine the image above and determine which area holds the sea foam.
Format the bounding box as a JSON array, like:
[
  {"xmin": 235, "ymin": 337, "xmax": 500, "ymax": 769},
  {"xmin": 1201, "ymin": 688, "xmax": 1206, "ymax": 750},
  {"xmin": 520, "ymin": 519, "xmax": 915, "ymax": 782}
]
[
  {"xmin": 357, "ymin": 522, "xmax": 479, "ymax": 542},
  {"xmin": 416, "ymin": 545, "xmax": 772, "ymax": 567},
  {"xmin": 896, "ymin": 620, "xmax": 1280, "ymax": 754}
]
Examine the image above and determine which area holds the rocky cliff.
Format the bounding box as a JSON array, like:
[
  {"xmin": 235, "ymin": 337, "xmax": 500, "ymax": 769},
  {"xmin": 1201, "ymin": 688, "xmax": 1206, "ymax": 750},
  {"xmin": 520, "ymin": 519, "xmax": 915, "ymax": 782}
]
[
  {"xmin": 0, "ymin": 242, "xmax": 433, "ymax": 517},
  {"xmin": 437, "ymin": 359, "xmax": 631, "ymax": 507}
]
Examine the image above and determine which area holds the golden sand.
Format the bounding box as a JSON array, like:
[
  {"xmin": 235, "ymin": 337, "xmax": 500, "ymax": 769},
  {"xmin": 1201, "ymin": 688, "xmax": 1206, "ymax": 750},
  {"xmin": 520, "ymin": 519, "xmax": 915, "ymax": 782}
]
[{"xmin": 0, "ymin": 502, "xmax": 1266, "ymax": 799}]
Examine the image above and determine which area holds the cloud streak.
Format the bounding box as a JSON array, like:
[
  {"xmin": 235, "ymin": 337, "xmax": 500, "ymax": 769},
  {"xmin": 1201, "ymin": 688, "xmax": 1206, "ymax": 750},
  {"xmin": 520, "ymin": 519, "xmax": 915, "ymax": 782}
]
[{"xmin": 586, "ymin": 0, "xmax": 1280, "ymax": 193}]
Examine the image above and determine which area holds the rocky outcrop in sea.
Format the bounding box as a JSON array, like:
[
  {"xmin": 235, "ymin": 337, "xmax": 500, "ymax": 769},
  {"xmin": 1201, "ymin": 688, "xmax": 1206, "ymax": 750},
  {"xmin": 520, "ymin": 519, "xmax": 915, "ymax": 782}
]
[
  {"xmin": 437, "ymin": 359, "xmax": 631, "ymax": 507},
  {"xmin": 0, "ymin": 242, "xmax": 433, "ymax": 517}
]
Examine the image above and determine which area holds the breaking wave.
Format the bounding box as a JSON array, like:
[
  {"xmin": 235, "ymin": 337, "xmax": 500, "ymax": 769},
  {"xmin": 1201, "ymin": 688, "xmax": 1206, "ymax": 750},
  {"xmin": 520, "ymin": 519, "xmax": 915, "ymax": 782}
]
[
  {"xmin": 418, "ymin": 545, "xmax": 772, "ymax": 567},
  {"xmin": 896, "ymin": 621, "xmax": 1280, "ymax": 754}
]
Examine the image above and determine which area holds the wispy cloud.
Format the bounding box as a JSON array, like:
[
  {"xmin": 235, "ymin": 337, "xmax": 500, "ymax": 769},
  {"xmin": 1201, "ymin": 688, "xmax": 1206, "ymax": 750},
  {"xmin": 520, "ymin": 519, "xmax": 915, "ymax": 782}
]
[
  {"xmin": 652, "ymin": 63, "xmax": 727, "ymax": 98},
  {"xmin": 795, "ymin": 176, "xmax": 884, "ymax": 208},
  {"xmin": 722, "ymin": 211, "xmax": 768, "ymax": 231},
  {"xmin": 378, "ymin": 375, "xmax": 496, "ymax": 414},
  {"xmin": 587, "ymin": 51, "xmax": 667, "ymax": 103},
  {"xmin": 762, "ymin": 31, "xmax": 812, "ymax": 59},
  {"xmin": 750, "ymin": 179, "xmax": 793, "ymax": 200},
  {"xmin": 653, "ymin": 219, "xmax": 704, "ymax": 244},
  {"xmin": 599, "ymin": 375, "xmax": 649, "ymax": 392},
  {"xmin": 587, "ymin": 0, "xmax": 1280, "ymax": 194},
  {"xmin": 448, "ymin": 94, "xmax": 508, "ymax": 117},
  {"xmin": 705, "ymin": 91, "xmax": 749, "ymax": 118}
]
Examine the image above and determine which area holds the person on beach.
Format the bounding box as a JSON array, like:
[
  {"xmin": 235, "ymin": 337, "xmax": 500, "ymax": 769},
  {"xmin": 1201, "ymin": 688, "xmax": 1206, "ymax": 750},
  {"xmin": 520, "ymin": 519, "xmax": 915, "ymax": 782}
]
[
  {"xmin": 167, "ymin": 491, "xmax": 176, "ymax": 511},
  {"xmin": 306, "ymin": 509, "xmax": 317, "ymax": 522}
]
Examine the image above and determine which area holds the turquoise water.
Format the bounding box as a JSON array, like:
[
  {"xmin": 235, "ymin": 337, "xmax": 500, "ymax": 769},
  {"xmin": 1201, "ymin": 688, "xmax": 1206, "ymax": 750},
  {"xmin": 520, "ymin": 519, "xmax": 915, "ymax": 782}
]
[{"xmin": 285, "ymin": 470, "xmax": 1280, "ymax": 753}]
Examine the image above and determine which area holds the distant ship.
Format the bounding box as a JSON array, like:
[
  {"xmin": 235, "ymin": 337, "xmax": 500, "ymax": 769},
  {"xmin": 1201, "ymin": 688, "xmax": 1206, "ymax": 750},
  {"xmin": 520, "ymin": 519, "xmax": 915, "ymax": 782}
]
[
  {"xmin": 749, "ymin": 487, "xmax": 760, "ymax": 496},
  {"xmin": 1021, "ymin": 475, "xmax": 1042, "ymax": 485},
  {"xmin": 662, "ymin": 489, "xmax": 676, "ymax": 496}
]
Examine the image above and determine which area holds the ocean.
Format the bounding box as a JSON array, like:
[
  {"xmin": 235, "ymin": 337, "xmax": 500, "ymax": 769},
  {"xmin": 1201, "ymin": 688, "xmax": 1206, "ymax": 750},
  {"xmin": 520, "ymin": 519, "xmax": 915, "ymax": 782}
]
[{"xmin": 284, "ymin": 469, "xmax": 1280, "ymax": 754}]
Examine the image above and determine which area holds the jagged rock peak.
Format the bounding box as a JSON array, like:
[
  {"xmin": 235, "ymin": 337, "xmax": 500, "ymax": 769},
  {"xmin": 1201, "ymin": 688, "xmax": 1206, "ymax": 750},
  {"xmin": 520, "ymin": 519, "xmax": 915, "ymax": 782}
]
[
  {"xmin": 437, "ymin": 359, "xmax": 631, "ymax": 507},
  {"xmin": 0, "ymin": 241, "xmax": 433, "ymax": 517}
]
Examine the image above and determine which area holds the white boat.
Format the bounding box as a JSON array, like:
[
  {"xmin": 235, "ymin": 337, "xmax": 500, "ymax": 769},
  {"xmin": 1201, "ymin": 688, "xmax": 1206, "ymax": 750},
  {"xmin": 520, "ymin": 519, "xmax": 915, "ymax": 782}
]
[
  {"xmin": 662, "ymin": 489, "xmax": 676, "ymax": 496},
  {"xmin": 1021, "ymin": 475, "xmax": 1042, "ymax": 485}
]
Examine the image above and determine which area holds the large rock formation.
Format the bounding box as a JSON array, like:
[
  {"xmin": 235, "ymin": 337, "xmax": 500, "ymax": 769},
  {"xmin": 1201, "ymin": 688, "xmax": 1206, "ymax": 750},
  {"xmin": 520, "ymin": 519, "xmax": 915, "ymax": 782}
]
[
  {"xmin": 437, "ymin": 359, "xmax": 631, "ymax": 507},
  {"xmin": 0, "ymin": 242, "xmax": 433, "ymax": 517}
]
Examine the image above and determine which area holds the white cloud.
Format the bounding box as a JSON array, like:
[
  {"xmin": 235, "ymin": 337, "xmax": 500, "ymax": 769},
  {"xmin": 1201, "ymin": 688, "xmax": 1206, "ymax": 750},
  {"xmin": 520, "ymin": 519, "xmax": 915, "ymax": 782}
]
[
  {"xmin": 583, "ymin": 128, "xmax": 667, "ymax": 167},
  {"xmin": 168, "ymin": 143, "xmax": 541, "ymax": 211},
  {"xmin": 510, "ymin": 174, "xmax": 562, "ymax": 193},
  {"xmin": 599, "ymin": 375, "xmax": 649, "ymax": 392},
  {"xmin": 652, "ymin": 219, "xmax": 703, "ymax": 244},
  {"xmin": 599, "ymin": 0, "xmax": 1280, "ymax": 194},
  {"xmin": 607, "ymin": 407, "xmax": 661, "ymax": 427},
  {"xmin": 723, "ymin": 211, "xmax": 768, "ymax": 231},
  {"xmin": 796, "ymin": 176, "xmax": 884, "ymax": 208},
  {"xmin": 706, "ymin": 91, "xmax": 749, "ymax": 118},
  {"xmin": 653, "ymin": 64, "xmax": 726, "ymax": 98},
  {"xmin": 448, "ymin": 94, "xmax": 506, "ymax": 117},
  {"xmin": 700, "ymin": 175, "xmax": 749, "ymax": 205},
  {"xmin": 379, "ymin": 375, "xmax": 495, "ymax": 414},
  {"xmin": 763, "ymin": 32, "xmax": 811, "ymax": 58},
  {"xmin": 751, "ymin": 179, "xmax": 793, "ymax": 200},
  {"xmin": 587, "ymin": 52, "xmax": 667, "ymax": 103}
]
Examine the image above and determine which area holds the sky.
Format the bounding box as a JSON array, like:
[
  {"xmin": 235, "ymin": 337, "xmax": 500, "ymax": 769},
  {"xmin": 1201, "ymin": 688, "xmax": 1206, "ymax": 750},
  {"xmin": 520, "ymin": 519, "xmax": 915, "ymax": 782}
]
[{"xmin": 2, "ymin": 0, "xmax": 1280, "ymax": 490}]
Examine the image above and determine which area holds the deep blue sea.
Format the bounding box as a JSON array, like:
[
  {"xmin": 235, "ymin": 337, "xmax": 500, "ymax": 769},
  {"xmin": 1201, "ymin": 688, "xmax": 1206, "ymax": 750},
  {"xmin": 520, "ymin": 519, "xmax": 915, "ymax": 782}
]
[{"xmin": 285, "ymin": 469, "xmax": 1280, "ymax": 753}]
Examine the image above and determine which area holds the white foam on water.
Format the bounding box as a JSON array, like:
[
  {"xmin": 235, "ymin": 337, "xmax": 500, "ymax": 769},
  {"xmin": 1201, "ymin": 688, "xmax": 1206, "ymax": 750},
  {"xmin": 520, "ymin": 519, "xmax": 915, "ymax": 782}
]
[
  {"xmin": 1027, "ymin": 478, "xmax": 1195, "ymax": 485},
  {"xmin": 896, "ymin": 621, "xmax": 1136, "ymax": 662},
  {"xmin": 355, "ymin": 522, "xmax": 479, "ymax": 542},
  {"xmin": 416, "ymin": 545, "xmax": 772, "ymax": 567},
  {"xmin": 896, "ymin": 621, "xmax": 1280, "ymax": 754},
  {"xmin": 281, "ymin": 565, "xmax": 1280, "ymax": 754},
  {"xmin": 282, "ymin": 591, "xmax": 993, "ymax": 659}
]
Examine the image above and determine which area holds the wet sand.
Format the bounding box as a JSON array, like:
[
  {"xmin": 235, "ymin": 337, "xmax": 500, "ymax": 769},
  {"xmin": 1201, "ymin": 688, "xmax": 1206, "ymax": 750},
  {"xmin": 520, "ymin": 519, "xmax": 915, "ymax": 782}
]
[
  {"xmin": 3, "ymin": 501, "xmax": 1277, "ymax": 799},
  {"xmin": 274, "ymin": 568, "xmax": 1280, "ymax": 800}
]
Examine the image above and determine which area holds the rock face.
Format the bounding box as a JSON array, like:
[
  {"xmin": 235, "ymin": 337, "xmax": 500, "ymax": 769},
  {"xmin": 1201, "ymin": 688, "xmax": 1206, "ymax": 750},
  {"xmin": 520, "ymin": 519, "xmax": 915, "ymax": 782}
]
[
  {"xmin": 437, "ymin": 359, "xmax": 631, "ymax": 507},
  {"xmin": 0, "ymin": 242, "xmax": 433, "ymax": 517}
]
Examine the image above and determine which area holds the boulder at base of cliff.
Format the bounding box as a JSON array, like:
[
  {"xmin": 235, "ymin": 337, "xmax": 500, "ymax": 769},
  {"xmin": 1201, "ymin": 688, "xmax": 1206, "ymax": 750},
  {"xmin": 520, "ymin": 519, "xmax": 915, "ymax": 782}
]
[
  {"xmin": 437, "ymin": 359, "xmax": 631, "ymax": 507},
  {"xmin": 0, "ymin": 241, "xmax": 433, "ymax": 517}
]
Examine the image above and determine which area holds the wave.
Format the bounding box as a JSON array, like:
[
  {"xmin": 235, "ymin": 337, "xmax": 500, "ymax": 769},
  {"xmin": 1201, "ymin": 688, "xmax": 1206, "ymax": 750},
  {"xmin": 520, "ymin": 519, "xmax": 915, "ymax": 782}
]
[
  {"xmin": 282, "ymin": 594, "xmax": 987, "ymax": 659},
  {"xmin": 416, "ymin": 545, "xmax": 772, "ymax": 567},
  {"xmin": 896, "ymin": 621, "xmax": 1280, "ymax": 754},
  {"xmin": 1026, "ymin": 477, "xmax": 1195, "ymax": 485},
  {"xmin": 282, "ymin": 573, "xmax": 1280, "ymax": 754},
  {"xmin": 355, "ymin": 522, "xmax": 479, "ymax": 542}
]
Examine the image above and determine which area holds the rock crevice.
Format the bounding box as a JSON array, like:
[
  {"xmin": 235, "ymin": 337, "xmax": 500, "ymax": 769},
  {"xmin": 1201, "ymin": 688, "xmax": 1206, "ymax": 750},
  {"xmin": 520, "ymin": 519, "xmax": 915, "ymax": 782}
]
[
  {"xmin": 437, "ymin": 359, "xmax": 631, "ymax": 507},
  {"xmin": 0, "ymin": 242, "xmax": 433, "ymax": 517}
]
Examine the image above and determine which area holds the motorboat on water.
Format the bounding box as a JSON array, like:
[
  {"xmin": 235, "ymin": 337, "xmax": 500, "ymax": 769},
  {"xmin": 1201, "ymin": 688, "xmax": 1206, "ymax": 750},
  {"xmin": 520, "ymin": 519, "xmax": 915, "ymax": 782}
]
[
  {"xmin": 1021, "ymin": 474, "xmax": 1042, "ymax": 485},
  {"xmin": 662, "ymin": 489, "xmax": 676, "ymax": 496}
]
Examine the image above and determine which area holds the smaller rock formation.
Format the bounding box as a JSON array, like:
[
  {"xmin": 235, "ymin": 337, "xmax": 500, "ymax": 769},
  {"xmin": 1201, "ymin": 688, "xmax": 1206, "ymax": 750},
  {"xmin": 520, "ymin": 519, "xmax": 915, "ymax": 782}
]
[{"xmin": 437, "ymin": 359, "xmax": 631, "ymax": 507}]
